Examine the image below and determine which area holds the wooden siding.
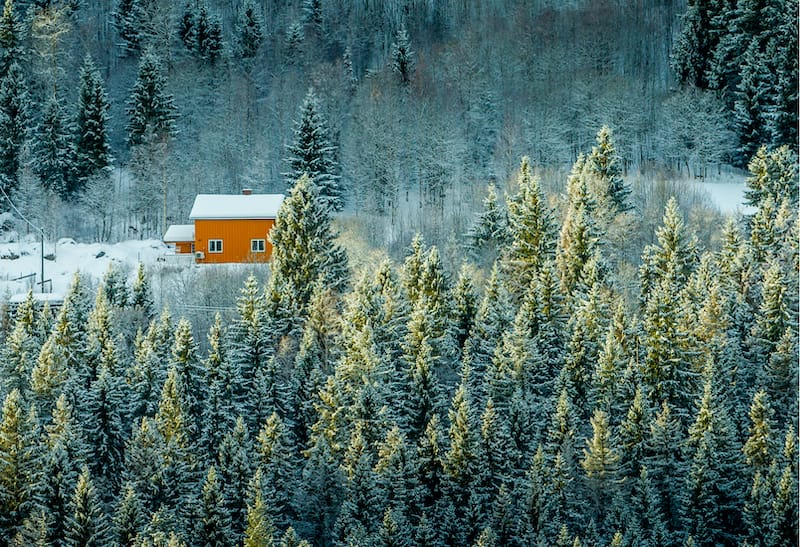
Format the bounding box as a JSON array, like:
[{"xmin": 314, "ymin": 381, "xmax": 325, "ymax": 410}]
[
  {"xmin": 174, "ymin": 241, "xmax": 193, "ymax": 254},
  {"xmin": 194, "ymin": 218, "xmax": 276, "ymax": 263}
]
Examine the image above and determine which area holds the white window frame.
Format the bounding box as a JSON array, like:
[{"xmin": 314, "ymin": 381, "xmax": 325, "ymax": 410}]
[
  {"xmin": 208, "ymin": 239, "xmax": 223, "ymax": 253},
  {"xmin": 251, "ymin": 239, "xmax": 266, "ymax": 253}
]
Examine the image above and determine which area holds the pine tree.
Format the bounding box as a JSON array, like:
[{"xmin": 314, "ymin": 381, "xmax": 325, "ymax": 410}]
[
  {"xmin": 467, "ymin": 183, "xmax": 509, "ymax": 264},
  {"xmin": 74, "ymin": 54, "xmax": 112, "ymax": 191},
  {"xmin": 391, "ymin": 27, "xmax": 414, "ymax": 85},
  {"xmin": 195, "ymin": 466, "xmax": 232, "ymax": 547},
  {"xmin": 0, "ymin": 389, "xmax": 37, "ymax": 543},
  {"xmin": 743, "ymin": 145, "xmax": 799, "ymax": 211},
  {"xmin": 64, "ymin": 467, "xmax": 111, "ymax": 547},
  {"xmin": 216, "ymin": 417, "xmax": 252, "ymax": 543},
  {"xmin": 113, "ymin": 483, "xmax": 145, "ymax": 546},
  {"xmin": 682, "ymin": 362, "xmax": 745, "ymax": 545},
  {"xmin": 0, "ymin": 0, "xmax": 23, "ymax": 77},
  {"xmin": 177, "ymin": 2, "xmax": 195, "ymax": 51},
  {"xmin": 0, "ymin": 62, "xmax": 30, "ymax": 194},
  {"xmin": 581, "ymin": 409, "xmax": 620, "ymax": 537},
  {"xmin": 266, "ymin": 173, "xmax": 348, "ymax": 336},
  {"xmin": 113, "ymin": 0, "xmax": 142, "ymax": 51},
  {"xmin": 644, "ymin": 402, "xmax": 684, "ymax": 540},
  {"xmin": 556, "ymin": 155, "xmax": 601, "ymax": 298},
  {"xmin": 671, "ymin": 0, "xmax": 726, "ymax": 88},
  {"xmin": 255, "ymin": 412, "xmax": 296, "ymax": 531},
  {"xmin": 235, "ymin": 0, "xmax": 264, "ymax": 58},
  {"xmin": 130, "ymin": 263, "xmax": 155, "ymax": 320},
  {"xmin": 733, "ymin": 42, "xmax": 771, "ymax": 163},
  {"xmin": 243, "ymin": 469, "xmax": 275, "ymax": 547},
  {"xmin": 626, "ymin": 466, "xmax": 669, "ymax": 547},
  {"xmin": 585, "ymin": 126, "xmax": 631, "ymax": 214},
  {"xmin": 505, "ymin": 156, "xmax": 556, "ymax": 291},
  {"xmin": 742, "ymin": 390, "xmax": 776, "ymax": 474},
  {"xmin": 452, "ymin": 265, "xmax": 479, "ymax": 351},
  {"xmin": 285, "ymin": 89, "xmax": 342, "ymax": 211},
  {"xmin": 102, "ymin": 262, "xmax": 129, "ymax": 309},
  {"xmin": 126, "ymin": 51, "xmax": 176, "ymax": 147},
  {"xmin": 195, "ymin": 4, "xmax": 223, "ymax": 61}
]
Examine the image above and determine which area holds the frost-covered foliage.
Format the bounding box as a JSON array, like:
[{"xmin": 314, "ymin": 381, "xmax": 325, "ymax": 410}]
[{"xmin": 0, "ymin": 152, "xmax": 795, "ymax": 546}]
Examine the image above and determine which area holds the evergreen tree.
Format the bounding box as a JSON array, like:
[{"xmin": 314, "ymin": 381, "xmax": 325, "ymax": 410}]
[
  {"xmin": 0, "ymin": 389, "xmax": 38, "ymax": 543},
  {"xmin": 216, "ymin": 417, "xmax": 252, "ymax": 543},
  {"xmin": 235, "ymin": 0, "xmax": 264, "ymax": 58},
  {"xmin": 391, "ymin": 27, "xmax": 414, "ymax": 85},
  {"xmin": 670, "ymin": 0, "xmax": 725, "ymax": 88},
  {"xmin": 585, "ymin": 126, "xmax": 630, "ymax": 214},
  {"xmin": 266, "ymin": 173, "xmax": 348, "ymax": 337},
  {"xmin": 742, "ymin": 390, "xmax": 776, "ymax": 474},
  {"xmin": 467, "ymin": 183, "xmax": 509, "ymax": 264},
  {"xmin": 131, "ymin": 263, "xmax": 155, "ymax": 320},
  {"xmin": 505, "ymin": 156, "xmax": 556, "ymax": 291},
  {"xmin": 74, "ymin": 54, "xmax": 112, "ymax": 191},
  {"xmin": 733, "ymin": 42, "xmax": 771, "ymax": 162},
  {"xmin": 195, "ymin": 4, "xmax": 223, "ymax": 61},
  {"xmin": 243, "ymin": 469, "xmax": 275, "ymax": 547},
  {"xmin": 126, "ymin": 51, "xmax": 176, "ymax": 147},
  {"xmin": 0, "ymin": 0, "xmax": 23, "ymax": 77},
  {"xmin": 681, "ymin": 363, "xmax": 745, "ymax": 545},
  {"xmin": 64, "ymin": 467, "xmax": 111, "ymax": 547},
  {"xmin": 626, "ymin": 466, "xmax": 669, "ymax": 547},
  {"xmin": 177, "ymin": 2, "xmax": 195, "ymax": 51},
  {"xmin": 0, "ymin": 62, "xmax": 30, "ymax": 194},
  {"xmin": 255, "ymin": 412, "xmax": 296, "ymax": 532},
  {"xmin": 195, "ymin": 466, "xmax": 232, "ymax": 547},
  {"xmin": 452, "ymin": 264, "xmax": 479, "ymax": 351},
  {"xmin": 285, "ymin": 89, "xmax": 342, "ymax": 211},
  {"xmin": 644, "ymin": 402, "xmax": 684, "ymax": 540},
  {"xmin": 102, "ymin": 262, "xmax": 129, "ymax": 309},
  {"xmin": 743, "ymin": 145, "xmax": 798, "ymax": 213},
  {"xmin": 113, "ymin": 0, "xmax": 142, "ymax": 51},
  {"xmin": 556, "ymin": 155, "xmax": 601, "ymax": 297},
  {"xmin": 580, "ymin": 409, "xmax": 620, "ymax": 537},
  {"xmin": 113, "ymin": 483, "xmax": 145, "ymax": 546}
]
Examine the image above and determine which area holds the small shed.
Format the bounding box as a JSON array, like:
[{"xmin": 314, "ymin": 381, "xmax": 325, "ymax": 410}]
[{"xmin": 163, "ymin": 224, "xmax": 195, "ymax": 254}]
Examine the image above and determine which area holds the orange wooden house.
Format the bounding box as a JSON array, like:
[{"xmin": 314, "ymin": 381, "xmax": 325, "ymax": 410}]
[{"xmin": 163, "ymin": 190, "xmax": 285, "ymax": 263}]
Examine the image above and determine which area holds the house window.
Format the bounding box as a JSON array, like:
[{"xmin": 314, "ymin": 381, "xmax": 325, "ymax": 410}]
[
  {"xmin": 251, "ymin": 239, "xmax": 266, "ymax": 253},
  {"xmin": 209, "ymin": 239, "xmax": 223, "ymax": 253}
]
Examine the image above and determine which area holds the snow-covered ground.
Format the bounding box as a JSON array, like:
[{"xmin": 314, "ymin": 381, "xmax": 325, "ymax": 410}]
[
  {"xmin": 694, "ymin": 180, "xmax": 756, "ymax": 215},
  {"xmin": 0, "ymin": 233, "xmax": 170, "ymax": 300}
]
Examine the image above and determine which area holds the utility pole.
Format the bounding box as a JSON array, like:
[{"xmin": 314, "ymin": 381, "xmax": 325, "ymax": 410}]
[{"xmin": 1, "ymin": 183, "xmax": 47, "ymax": 293}]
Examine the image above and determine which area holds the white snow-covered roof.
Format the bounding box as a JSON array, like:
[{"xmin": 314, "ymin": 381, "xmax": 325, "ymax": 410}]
[
  {"xmin": 189, "ymin": 194, "xmax": 285, "ymax": 220},
  {"xmin": 163, "ymin": 224, "xmax": 195, "ymax": 242}
]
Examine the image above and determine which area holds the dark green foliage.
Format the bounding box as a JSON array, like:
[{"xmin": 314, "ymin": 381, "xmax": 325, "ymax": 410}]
[
  {"xmin": 64, "ymin": 467, "xmax": 111, "ymax": 547},
  {"xmin": 126, "ymin": 51, "xmax": 176, "ymax": 147},
  {"xmin": 285, "ymin": 89, "xmax": 343, "ymax": 211},
  {"xmin": 0, "ymin": 62, "xmax": 29, "ymax": 194},
  {"xmin": 74, "ymin": 55, "xmax": 112, "ymax": 191},
  {"xmin": 235, "ymin": 0, "xmax": 264, "ymax": 58}
]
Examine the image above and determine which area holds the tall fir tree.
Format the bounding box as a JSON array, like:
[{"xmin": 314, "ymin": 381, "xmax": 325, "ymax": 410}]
[
  {"xmin": 235, "ymin": 0, "xmax": 264, "ymax": 58},
  {"xmin": 63, "ymin": 467, "xmax": 111, "ymax": 547},
  {"xmin": 0, "ymin": 62, "xmax": 30, "ymax": 195},
  {"xmin": 74, "ymin": 54, "xmax": 111, "ymax": 192},
  {"xmin": 585, "ymin": 126, "xmax": 631, "ymax": 215},
  {"xmin": 265, "ymin": 173, "xmax": 348, "ymax": 337},
  {"xmin": 0, "ymin": 0, "xmax": 23, "ymax": 77},
  {"xmin": 505, "ymin": 156, "xmax": 556, "ymax": 292},
  {"xmin": 126, "ymin": 50, "xmax": 176, "ymax": 147},
  {"xmin": 390, "ymin": 27, "xmax": 414, "ymax": 85},
  {"xmin": 0, "ymin": 389, "xmax": 38, "ymax": 543},
  {"xmin": 285, "ymin": 89, "xmax": 343, "ymax": 211}
]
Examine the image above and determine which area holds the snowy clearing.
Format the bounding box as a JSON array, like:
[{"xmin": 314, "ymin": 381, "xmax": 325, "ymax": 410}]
[{"xmin": 0, "ymin": 234, "xmax": 169, "ymax": 300}]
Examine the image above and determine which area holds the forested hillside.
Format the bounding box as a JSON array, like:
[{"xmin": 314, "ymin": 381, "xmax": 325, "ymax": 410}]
[
  {"xmin": 0, "ymin": 1, "xmax": 798, "ymax": 546},
  {"xmin": 0, "ymin": 142, "xmax": 797, "ymax": 545},
  {"xmin": 0, "ymin": 0, "xmax": 795, "ymax": 247}
]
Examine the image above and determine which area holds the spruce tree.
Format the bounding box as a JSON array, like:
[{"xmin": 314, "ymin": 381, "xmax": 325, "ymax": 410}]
[
  {"xmin": 733, "ymin": 42, "xmax": 771, "ymax": 163},
  {"xmin": 130, "ymin": 263, "xmax": 155, "ymax": 320},
  {"xmin": 285, "ymin": 89, "xmax": 342, "ymax": 211},
  {"xmin": 0, "ymin": 0, "xmax": 23, "ymax": 77},
  {"xmin": 177, "ymin": 2, "xmax": 195, "ymax": 51},
  {"xmin": 0, "ymin": 389, "xmax": 37, "ymax": 543},
  {"xmin": 195, "ymin": 466, "xmax": 232, "ymax": 547},
  {"xmin": 64, "ymin": 467, "xmax": 111, "ymax": 547},
  {"xmin": 243, "ymin": 469, "xmax": 275, "ymax": 547},
  {"xmin": 74, "ymin": 54, "xmax": 111, "ymax": 192},
  {"xmin": 580, "ymin": 409, "xmax": 620, "ymax": 537},
  {"xmin": 585, "ymin": 126, "xmax": 630, "ymax": 215},
  {"xmin": 126, "ymin": 51, "xmax": 176, "ymax": 147},
  {"xmin": 505, "ymin": 156, "xmax": 556, "ymax": 291},
  {"xmin": 467, "ymin": 183, "xmax": 509, "ymax": 264},
  {"xmin": 391, "ymin": 28, "xmax": 414, "ymax": 85},
  {"xmin": 113, "ymin": 483, "xmax": 145, "ymax": 546},
  {"xmin": 113, "ymin": 0, "xmax": 142, "ymax": 51},
  {"xmin": 195, "ymin": 4, "xmax": 223, "ymax": 61},
  {"xmin": 235, "ymin": 0, "xmax": 264, "ymax": 58},
  {"xmin": 266, "ymin": 173, "xmax": 348, "ymax": 336},
  {"xmin": 0, "ymin": 62, "xmax": 30, "ymax": 194},
  {"xmin": 216, "ymin": 417, "xmax": 252, "ymax": 542}
]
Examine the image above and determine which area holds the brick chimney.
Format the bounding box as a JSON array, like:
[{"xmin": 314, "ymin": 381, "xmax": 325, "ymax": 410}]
[{"xmin": 242, "ymin": 188, "xmax": 252, "ymax": 195}]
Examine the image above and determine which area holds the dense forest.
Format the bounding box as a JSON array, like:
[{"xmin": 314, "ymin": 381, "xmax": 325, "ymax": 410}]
[
  {"xmin": 0, "ymin": 0, "xmax": 795, "ymax": 247},
  {"xmin": 0, "ymin": 0, "xmax": 798, "ymax": 546},
  {"xmin": 0, "ymin": 140, "xmax": 797, "ymax": 545}
]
